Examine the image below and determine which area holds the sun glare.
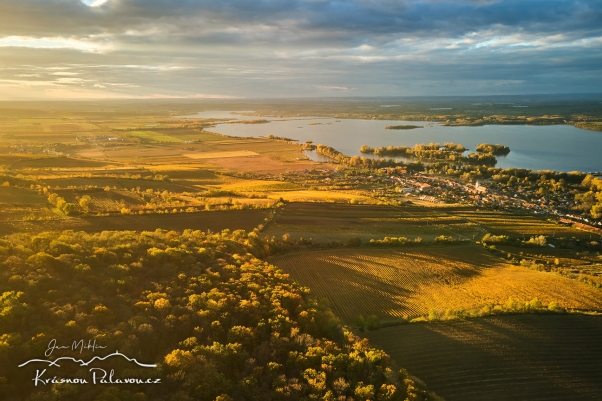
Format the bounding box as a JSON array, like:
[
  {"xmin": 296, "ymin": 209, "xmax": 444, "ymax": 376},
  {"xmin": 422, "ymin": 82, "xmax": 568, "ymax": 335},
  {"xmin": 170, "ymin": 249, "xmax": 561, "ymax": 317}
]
[{"xmin": 81, "ymin": 0, "xmax": 109, "ymax": 7}]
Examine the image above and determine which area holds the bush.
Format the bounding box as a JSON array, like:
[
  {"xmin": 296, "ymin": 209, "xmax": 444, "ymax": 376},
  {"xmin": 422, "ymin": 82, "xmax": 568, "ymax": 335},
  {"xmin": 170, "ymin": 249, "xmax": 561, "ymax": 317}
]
[
  {"xmin": 548, "ymin": 301, "xmax": 564, "ymax": 312},
  {"xmin": 434, "ymin": 235, "xmax": 454, "ymax": 244},
  {"xmin": 482, "ymin": 233, "xmax": 510, "ymax": 244},
  {"xmin": 356, "ymin": 315, "xmax": 366, "ymax": 332},
  {"xmin": 60, "ymin": 202, "xmax": 78, "ymax": 215},
  {"xmin": 366, "ymin": 315, "xmax": 380, "ymax": 330},
  {"xmin": 523, "ymin": 235, "xmax": 547, "ymax": 247},
  {"xmin": 345, "ymin": 236, "xmax": 362, "ymax": 248},
  {"xmin": 368, "ymin": 237, "xmax": 410, "ymax": 247}
]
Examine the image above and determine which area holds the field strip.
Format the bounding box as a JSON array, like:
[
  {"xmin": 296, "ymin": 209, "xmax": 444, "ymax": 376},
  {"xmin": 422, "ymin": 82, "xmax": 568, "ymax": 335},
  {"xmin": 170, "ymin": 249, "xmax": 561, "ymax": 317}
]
[
  {"xmin": 184, "ymin": 151, "xmax": 259, "ymax": 159},
  {"xmin": 387, "ymin": 204, "xmax": 487, "ymax": 239}
]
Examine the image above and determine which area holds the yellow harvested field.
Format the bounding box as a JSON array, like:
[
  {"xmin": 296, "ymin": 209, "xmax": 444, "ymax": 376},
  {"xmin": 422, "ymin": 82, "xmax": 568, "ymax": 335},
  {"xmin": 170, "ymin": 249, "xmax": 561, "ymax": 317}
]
[
  {"xmin": 128, "ymin": 130, "xmax": 184, "ymax": 142},
  {"xmin": 219, "ymin": 179, "xmax": 299, "ymax": 191},
  {"xmin": 184, "ymin": 151, "xmax": 259, "ymax": 159},
  {"xmin": 147, "ymin": 163, "xmax": 214, "ymax": 172},
  {"xmin": 268, "ymin": 190, "xmax": 370, "ymax": 202},
  {"xmin": 17, "ymin": 119, "xmax": 66, "ymax": 123},
  {"xmin": 49, "ymin": 123, "xmax": 100, "ymax": 132},
  {"xmin": 271, "ymin": 247, "xmax": 602, "ymax": 321},
  {"xmin": 202, "ymin": 154, "xmax": 320, "ymax": 173},
  {"xmin": 78, "ymin": 150, "xmax": 106, "ymax": 158},
  {"xmin": 0, "ymin": 124, "xmax": 42, "ymax": 132}
]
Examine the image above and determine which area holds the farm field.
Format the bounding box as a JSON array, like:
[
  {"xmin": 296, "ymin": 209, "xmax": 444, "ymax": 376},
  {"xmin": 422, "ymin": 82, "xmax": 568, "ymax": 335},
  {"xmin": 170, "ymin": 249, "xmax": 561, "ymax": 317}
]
[
  {"xmin": 263, "ymin": 203, "xmax": 483, "ymax": 242},
  {"xmin": 1, "ymin": 133, "xmax": 81, "ymax": 143},
  {"xmin": 75, "ymin": 136, "xmax": 322, "ymax": 173},
  {"xmin": 0, "ymin": 209, "xmax": 270, "ymax": 235},
  {"xmin": 270, "ymin": 247, "xmax": 602, "ymax": 321},
  {"xmin": 203, "ymin": 154, "xmax": 319, "ymax": 173},
  {"xmin": 268, "ymin": 190, "xmax": 372, "ymax": 203},
  {"xmin": 0, "ymin": 206, "xmax": 56, "ymax": 222},
  {"xmin": 128, "ymin": 130, "xmax": 185, "ymax": 142},
  {"xmin": 0, "ymin": 118, "xmax": 103, "ymax": 143},
  {"xmin": 219, "ymin": 179, "xmax": 300, "ymax": 192},
  {"xmin": 365, "ymin": 315, "xmax": 602, "ymax": 401},
  {"xmin": 147, "ymin": 128, "xmax": 222, "ymax": 141},
  {"xmin": 17, "ymin": 118, "xmax": 68, "ymax": 123},
  {"xmin": 146, "ymin": 165, "xmax": 218, "ymax": 179},
  {"xmin": 41, "ymin": 177, "xmax": 197, "ymax": 192},
  {"xmin": 58, "ymin": 188, "xmax": 146, "ymax": 210},
  {"xmin": 7, "ymin": 157, "xmax": 110, "ymax": 169},
  {"xmin": 456, "ymin": 210, "xmax": 590, "ymax": 238},
  {"xmin": 0, "ymin": 186, "xmax": 47, "ymax": 204},
  {"xmin": 184, "ymin": 150, "xmax": 259, "ymax": 159}
]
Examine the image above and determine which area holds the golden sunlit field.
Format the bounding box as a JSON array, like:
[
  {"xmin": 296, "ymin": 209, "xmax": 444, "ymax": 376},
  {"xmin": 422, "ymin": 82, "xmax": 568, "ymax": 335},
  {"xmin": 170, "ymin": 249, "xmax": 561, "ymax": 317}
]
[{"xmin": 271, "ymin": 247, "xmax": 602, "ymax": 321}]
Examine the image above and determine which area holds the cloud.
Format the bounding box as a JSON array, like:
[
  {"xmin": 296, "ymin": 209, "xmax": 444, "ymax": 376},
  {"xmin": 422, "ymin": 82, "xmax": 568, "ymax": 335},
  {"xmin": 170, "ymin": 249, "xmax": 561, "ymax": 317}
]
[
  {"xmin": 0, "ymin": 36, "xmax": 109, "ymax": 53},
  {"xmin": 0, "ymin": 0, "xmax": 600, "ymax": 98},
  {"xmin": 0, "ymin": 79, "xmax": 56, "ymax": 88},
  {"xmin": 145, "ymin": 93, "xmax": 241, "ymax": 99},
  {"xmin": 316, "ymin": 86, "xmax": 356, "ymax": 91},
  {"xmin": 55, "ymin": 77, "xmax": 84, "ymax": 84}
]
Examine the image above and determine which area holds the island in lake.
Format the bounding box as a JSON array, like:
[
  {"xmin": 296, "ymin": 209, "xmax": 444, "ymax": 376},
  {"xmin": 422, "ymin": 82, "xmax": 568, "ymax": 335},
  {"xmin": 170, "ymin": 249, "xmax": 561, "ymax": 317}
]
[
  {"xmin": 476, "ymin": 143, "xmax": 511, "ymax": 155},
  {"xmin": 385, "ymin": 124, "xmax": 423, "ymax": 130}
]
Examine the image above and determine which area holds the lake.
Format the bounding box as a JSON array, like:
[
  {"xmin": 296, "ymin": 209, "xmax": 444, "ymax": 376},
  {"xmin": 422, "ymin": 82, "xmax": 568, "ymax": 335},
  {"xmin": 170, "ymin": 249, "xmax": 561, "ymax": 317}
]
[{"xmin": 179, "ymin": 111, "xmax": 602, "ymax": 173}]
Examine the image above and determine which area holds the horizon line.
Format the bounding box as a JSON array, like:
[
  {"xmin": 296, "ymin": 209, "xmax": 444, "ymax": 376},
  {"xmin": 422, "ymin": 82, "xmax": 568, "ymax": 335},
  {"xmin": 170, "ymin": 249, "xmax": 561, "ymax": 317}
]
[{"xmin": 1, "ymin": 92, "xmax": 602, "ymax": 103}]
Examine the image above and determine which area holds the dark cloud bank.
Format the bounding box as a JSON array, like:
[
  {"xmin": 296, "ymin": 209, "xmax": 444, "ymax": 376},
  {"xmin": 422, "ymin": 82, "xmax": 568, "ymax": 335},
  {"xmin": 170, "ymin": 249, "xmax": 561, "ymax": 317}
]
[{"xmin": 0, "ymin": 0, "xmax": 600, "ymax": 99}]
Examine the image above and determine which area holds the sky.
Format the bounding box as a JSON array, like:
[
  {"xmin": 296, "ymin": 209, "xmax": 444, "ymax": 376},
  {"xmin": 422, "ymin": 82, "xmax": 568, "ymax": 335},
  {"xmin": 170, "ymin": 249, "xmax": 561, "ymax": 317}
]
[{"xmin": 0, "ymin": 0, "xmax": 601, "ymax": 99}]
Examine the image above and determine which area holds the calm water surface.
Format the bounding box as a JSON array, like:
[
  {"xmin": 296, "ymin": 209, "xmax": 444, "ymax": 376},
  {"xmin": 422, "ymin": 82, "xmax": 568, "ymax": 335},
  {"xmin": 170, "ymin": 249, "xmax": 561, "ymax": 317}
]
[{"xmin": 180, "ymin": 111, "xmax": 602, "ymax": 172}]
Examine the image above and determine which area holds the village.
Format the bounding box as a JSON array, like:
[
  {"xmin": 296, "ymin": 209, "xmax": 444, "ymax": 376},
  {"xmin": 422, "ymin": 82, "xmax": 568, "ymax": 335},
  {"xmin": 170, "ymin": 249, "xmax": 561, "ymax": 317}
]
[
  {"xmin": 381, "ymin": 168, "xmax": 602, "ymax": 234},
  {"xmin": 279, "ymin": 164, "xmax": 602, "ymax": 235}
]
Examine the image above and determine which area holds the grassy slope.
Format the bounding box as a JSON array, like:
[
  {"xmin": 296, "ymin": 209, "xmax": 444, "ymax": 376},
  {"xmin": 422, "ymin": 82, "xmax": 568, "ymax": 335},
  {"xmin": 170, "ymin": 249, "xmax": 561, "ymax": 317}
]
[{"xmin": 270, "ymin": 247, "xmax": 602, "ymax": 321}]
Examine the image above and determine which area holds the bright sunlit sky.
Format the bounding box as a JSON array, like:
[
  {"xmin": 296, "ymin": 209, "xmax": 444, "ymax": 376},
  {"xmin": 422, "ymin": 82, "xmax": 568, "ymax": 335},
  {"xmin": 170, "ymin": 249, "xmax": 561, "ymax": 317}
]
[{"xmin": 0, "ymin": 0, "xmax": 601, "ymax": 99}]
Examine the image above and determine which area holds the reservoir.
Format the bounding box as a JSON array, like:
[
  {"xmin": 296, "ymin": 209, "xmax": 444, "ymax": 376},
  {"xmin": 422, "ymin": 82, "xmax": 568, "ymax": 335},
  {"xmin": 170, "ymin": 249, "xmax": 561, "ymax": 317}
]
[{"xmin": 180, "ymin": 111, "xmax": 602, "ymax": 173}]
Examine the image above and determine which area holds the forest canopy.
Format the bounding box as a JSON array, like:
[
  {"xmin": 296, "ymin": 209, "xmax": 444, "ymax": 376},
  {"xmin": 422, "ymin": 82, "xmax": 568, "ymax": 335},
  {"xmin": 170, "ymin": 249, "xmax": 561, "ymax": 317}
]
[{"xmin": 0, "ymin": 229, "xmax": 432, "ymax": 401}]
